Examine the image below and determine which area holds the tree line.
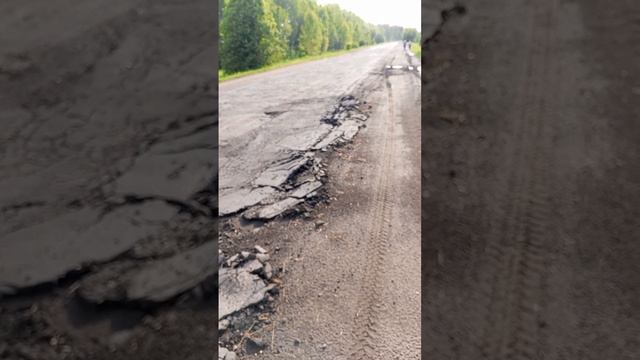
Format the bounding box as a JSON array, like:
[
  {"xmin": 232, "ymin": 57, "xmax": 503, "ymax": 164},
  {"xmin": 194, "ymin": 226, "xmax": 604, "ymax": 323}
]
[{"xmin": 220, "ymin": 0, "xmax": 420, "ymax": 74}]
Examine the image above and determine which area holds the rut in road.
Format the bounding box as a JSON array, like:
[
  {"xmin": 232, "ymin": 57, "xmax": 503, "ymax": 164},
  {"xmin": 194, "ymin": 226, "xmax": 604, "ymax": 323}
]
[
  {"xmin": 349, "ymin": 71, "xmax": 398, "ymax": 360},
  {"xmin": 472, "ymin": 2, "xmax": 558, "ymax": 359}
]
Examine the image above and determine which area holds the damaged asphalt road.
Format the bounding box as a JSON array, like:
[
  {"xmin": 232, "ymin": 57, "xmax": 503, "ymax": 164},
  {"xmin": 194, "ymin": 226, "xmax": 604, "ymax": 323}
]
[
  {"xmin": 0, "ymin": 1, "xmax": 216, "ymax": 359},
  {"xmin": 219, "ymin": 43, "xmax": 400, "ymax": 220},
  {"xmin": 219, "ymin": 41, "xmax": 421, "ymax": 359},
  {"xmin": 219, "ymin": 93, "xmax": 371, "ymax": 220}
]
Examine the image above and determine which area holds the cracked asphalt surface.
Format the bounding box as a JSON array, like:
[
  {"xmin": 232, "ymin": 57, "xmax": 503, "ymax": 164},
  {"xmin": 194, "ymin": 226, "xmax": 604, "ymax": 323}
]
[
  {"xmin": 218, "ymin": 43, "xmax": 421, "ymax": 358},
  {"xmin": 219, "ymin": 42, "xmax": 400, "ymax": 217},
  {"xmin": 423, "ymin": 0, "xmax": 639, "ymax": 359},
  {"xmin": 0, "ymin": 1, "xmax": 216, "ymax": 359}
]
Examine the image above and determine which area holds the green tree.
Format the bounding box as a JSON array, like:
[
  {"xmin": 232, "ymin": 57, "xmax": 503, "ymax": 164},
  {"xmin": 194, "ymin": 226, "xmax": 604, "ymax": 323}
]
[
  {"xmin": 318, "ymin": 7, "xmax": 330, "ymax": 52},
  {"xmin": 221, "ymin": 0, "xmax": 294, "ymax": 73},
  {"xmin": 274, "ymin": 0, "xmax": 313, "ymax": 56},
  {"xmin": 377, "ymin": 24, "xmax": 404, "ymax": 41},
  {"xmin": 298, "ymin": 10, "xmax": 323, "ymax": 55},
  {"xmin": 402, "ymin": 28, "xmax": 418, "ymax": 42},
  {"xmin": 220, "ymin": 0, "xmax": 262, "ymax": 73},
  {"xmin": 259, "ymin": 0, "xmax": 291, "ymax": 65},
  {"xmin": 323, "ymin": 5, "xmax": 345, "ymax": 50},
  {"xmin": 220, "ymin": 0, "xmax": 415, "ymax": 73},
  {"xmin": 219, "ymin": 0, "xmax": 227, "ymax": 23},
  {"xmin": 272, "ymin": 2, "xmax": 293, "ymax": 57}
]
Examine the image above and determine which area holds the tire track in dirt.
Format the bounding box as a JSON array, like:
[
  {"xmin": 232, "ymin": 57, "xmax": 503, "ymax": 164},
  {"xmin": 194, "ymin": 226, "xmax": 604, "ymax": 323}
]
[
  {"xmin": 348, "ymin": 70, "xmax": 398, "ymax": 360},
  {"xmin": 496, "ymin": 5, "xmax": 560, "ymax": 358},
  {"xmin": 469, "ymin": 1, "xmax": 558, "ymax": 359},
  {"xmin": 425, "ymin": 0, "xmax": 639, "ymax": 358}
]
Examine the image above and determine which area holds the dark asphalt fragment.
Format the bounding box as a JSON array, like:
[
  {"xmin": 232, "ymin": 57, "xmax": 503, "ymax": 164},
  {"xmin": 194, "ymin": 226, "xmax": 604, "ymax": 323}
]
[
  {"xmin": 312, "ymin": 130, "xmax": 344, "ymax": 150},
  {"xmin": 0, "ymin": 200, "xmax": 176, "ymax": 293},
  {"xmin": 242, "ymin": 198, "xmax": 303, "ymax": 220},
  {"xmin": 289, "ymin": 181, "xmax": 323, "ymax": 199},
  {"xmin": 218, "ymin": 268, "xmax": 274, "ymax": 320},
  {"xmin": 219, "ymin": 186, "xmax": 277, "ymax": 216},
  {"xmin": 113, "ymin": 149, "xmax": 213, "ymax": 201},
  {"xmin": 253, "ymin": 156, "xmax": 310, "ymax": 188},
  {"xmin": 125, "ymin": 241, "xmax": 217, "ymax": 302},
  {"xmin": 79, "ymin": 241, "xmax": 217, "ymax": 304},
  {"xmin": 337, "ymin": 120, "xmax": 361, "ymax": 141},
  {"xmin": 218, "ymin": 347, "xmax": 238, "ymax": 360},
  {"xmin": 218, "ymin": 247, "xmax": 279, "ymax": 321},
  {"xmin": 313, "ymin": 95, "xmax": 368, "ymax": 150},
  {"xmin": 244, "ymin": 337, "xmax": 266, "ymax": 355}
]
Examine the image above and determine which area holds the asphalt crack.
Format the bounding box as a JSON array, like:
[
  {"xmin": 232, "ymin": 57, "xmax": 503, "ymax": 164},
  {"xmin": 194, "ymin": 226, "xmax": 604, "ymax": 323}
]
[
  {"xmin": 116, "ymin": 194, "xmax": 213, "ymax": 218},
  {"xmin": 423, "ymin": 4, "xmax": 467, "ymax": 47},
  {"xmin": 222, "ymin": 95, "xmax": 369, "ymax": 221}
]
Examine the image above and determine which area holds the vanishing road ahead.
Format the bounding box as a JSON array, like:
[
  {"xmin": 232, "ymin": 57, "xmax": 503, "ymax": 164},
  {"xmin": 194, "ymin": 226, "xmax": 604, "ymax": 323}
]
[{"xmin": 219, "ymin": 42, "xmax": 421, "ymax": 359}]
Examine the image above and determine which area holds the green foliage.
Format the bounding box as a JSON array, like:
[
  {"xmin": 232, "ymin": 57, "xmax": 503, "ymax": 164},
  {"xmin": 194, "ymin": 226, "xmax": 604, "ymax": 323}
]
[
  {"xmin": 219, "ymin": 0, "xmax": 419, "ymax": 74},
  {"xmin": 298, "ymin": 10, "xmax": 324, "ymax": 55},
  {"xmin": 218, "ymin": 0, "xmax": 227, "ymax": 24},
  {"xmin": 220, "ymin": 0, "xmax": 262, "ymax": 73},
  {"xmin": 259, "ymin": 0, "xmax": 291, "ymax": 65},
  {"xmin": 402, "ymin": 28, "xmax": 419, "ymax": 42},
  {"xmin": 274, "ymin": 0, "xmax": 312, "ymax": 56},
  {"xmin": 410, "ymin": 42, "xmax": 421, "ymax": 58},
  {"xmin": 376, "ymin": 24, "xmax": 404, "ymax": 42}
]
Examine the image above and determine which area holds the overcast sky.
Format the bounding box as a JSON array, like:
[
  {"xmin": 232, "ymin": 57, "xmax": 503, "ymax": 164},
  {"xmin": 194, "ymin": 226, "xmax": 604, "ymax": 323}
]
[{"xmin": 316, "ymin": 0, "xmax": 420, "ymax": 30}]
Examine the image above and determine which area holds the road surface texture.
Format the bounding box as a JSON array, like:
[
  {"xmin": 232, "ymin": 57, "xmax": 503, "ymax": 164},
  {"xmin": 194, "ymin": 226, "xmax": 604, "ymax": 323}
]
[
  {"xmin": 219, "ymin": 43, "xmax": 420, "ymax": 358},
  {"xmin": 423, "ymin": 0, "xmax": 639, "ymax": 359},
  {"xmin": 0, "ymin": 1, "xmax": 216, "ymax": 359}
]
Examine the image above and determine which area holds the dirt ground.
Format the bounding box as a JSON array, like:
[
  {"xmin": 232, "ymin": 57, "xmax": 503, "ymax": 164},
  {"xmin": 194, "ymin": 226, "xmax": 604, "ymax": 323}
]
[
  {"xmin": 0, "ymin": 1, "xmax": 216, "ymax": 359},
  {"xmin": 422, "ymin": 0, "xmax": 639, "ymax": 358},
  {"xmin": 218, "ymin": 44, "xmax": 421, "ymax": 359}
]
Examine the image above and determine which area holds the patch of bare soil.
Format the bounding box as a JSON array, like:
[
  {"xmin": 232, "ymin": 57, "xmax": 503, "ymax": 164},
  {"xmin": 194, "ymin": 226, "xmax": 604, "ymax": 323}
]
[{"xmin": 422, "ymin": 0, "xmax": 639, "ymax": 358}]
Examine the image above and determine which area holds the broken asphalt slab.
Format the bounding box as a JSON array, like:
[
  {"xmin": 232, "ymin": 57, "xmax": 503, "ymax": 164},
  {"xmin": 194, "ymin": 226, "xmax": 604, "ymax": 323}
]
[
  {"xmin": 218, "ymin": 268, "xmax": 275, "ymax": 320},
  {"xmin": 218, "ymin": 248, "xmax": 278, "ymax": 320},
  {"xmin": 218, "ymin": 186, "xmax": 277, "ymax": 216},
  {"xmin": 312, "ymin": 130, "xmax": 344, "ymax": 150},
  {"xmin": 78, "ymin": 241, "xmax": 217, "ymax": 303},
  {"xmin": 125, "ymin": 240, "xmax": 216, "ymax": 302},
  {"xmin": 234, "ymin": 180, "xmax": 321, "ymax": 221},
  {"xmin": 252, "ymin": 156, "xmax": 310, "ymax": 188},
  {"xmin": 219, "ymin": 95, "xmax": 369, "ymax": 220},
  {"xmin": 242, "ymin": 197, "xmax": 303, "ymax": 221},
  {"xmin": 218, "ymin": 347, "xmax": 238, "ymax": 360},
  {"xmin": 0, "ymin": 200, "xmax": 176, "ymax": 294},
  {"xmin": 219, "ymin": 43, "xmax": 396, "ymax": 221},
  {"xmin": 112, "ymin": 129, "xmax": 215, "ymax": 202},
  {"xmin": 289, "ymin": 180, "xmax": 322, "ymax": 199},
  {"xmin": 113, "ymin": 149, "xmax": 213, "ymax": 200}
]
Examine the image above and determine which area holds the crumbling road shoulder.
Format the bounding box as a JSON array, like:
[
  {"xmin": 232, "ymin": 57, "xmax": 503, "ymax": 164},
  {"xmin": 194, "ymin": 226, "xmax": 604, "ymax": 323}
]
[{"xmin": 219, "ymin": 42, "xmax": 421, "ymax": 359}]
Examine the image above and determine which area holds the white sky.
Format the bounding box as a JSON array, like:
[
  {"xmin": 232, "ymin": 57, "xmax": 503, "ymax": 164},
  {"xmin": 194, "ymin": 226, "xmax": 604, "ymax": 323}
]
[{"xmin": 316, "ymin": 0, "xmax": 421, "ymax": 30}]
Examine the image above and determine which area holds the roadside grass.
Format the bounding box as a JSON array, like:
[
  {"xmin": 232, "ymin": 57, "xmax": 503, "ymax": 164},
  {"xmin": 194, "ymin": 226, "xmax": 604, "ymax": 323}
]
[
  {"xmin": 410, "ymin": 42, "xmax": 421, "ymax": 58},
  {"xmin": 219, "ymin": 45, "xmax": 374, "ymax": 82}
]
